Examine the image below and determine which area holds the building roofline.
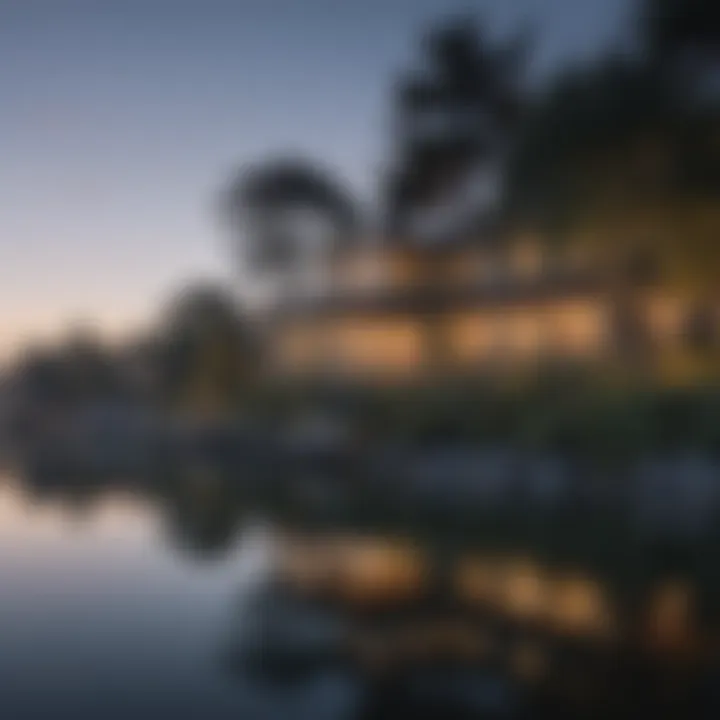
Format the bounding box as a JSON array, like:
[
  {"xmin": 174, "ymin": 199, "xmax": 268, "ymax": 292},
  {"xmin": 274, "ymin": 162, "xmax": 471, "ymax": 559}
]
[{"xmin": 267, "ymin": 270, "xmax": 608, "ymax": 321}]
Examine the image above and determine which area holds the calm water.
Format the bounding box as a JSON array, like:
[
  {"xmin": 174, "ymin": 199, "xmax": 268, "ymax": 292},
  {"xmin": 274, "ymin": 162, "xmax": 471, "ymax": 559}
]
[
  {"xmin": 0, "ymin": 476, "xmax": 361, "ymax": 720},
  {"xmin": 2, "ymin": 469, "xmax": 711, "ymax": 719}
]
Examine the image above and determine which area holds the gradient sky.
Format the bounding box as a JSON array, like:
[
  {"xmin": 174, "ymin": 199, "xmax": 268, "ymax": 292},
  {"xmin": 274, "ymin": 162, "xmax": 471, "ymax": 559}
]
[{"xmin": 0, "ymin": 0, "xmax": 631, "ymax": 361}]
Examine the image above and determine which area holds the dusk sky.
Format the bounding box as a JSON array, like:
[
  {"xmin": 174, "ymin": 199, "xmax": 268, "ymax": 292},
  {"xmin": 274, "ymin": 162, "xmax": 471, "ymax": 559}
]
[{"xmin": 0, "ymin": 0, "xmax": 631, "ymax": 361}]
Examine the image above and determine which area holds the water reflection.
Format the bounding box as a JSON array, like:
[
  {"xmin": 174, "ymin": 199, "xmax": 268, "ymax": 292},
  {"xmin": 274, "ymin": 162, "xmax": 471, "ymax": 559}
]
[
  {"xmin": 0, "ymin": 468, "xmax": 717, "ymax": 719},
  {"xmin": 228, "ymin": 527, "xmax": 716, "ymax": 717}
]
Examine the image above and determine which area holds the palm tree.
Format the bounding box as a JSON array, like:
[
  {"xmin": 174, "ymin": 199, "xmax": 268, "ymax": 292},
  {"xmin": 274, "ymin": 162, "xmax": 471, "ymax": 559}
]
[
  {"xmin": 222, "ymin": 158, "xmax": 359, "ymax": 298},
  {"xmin": 386, "ymin": 17, "xmax": 529, "ymax": 241}
]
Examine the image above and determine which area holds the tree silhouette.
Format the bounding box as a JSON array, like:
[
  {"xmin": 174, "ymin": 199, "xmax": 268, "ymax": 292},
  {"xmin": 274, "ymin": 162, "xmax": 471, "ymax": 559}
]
[
  {"xmin": 643, "ymin": 0, "xmax": 719, "ymax": 71},
  {"xmin": 222, "ymin": 158, "xmax": 358, "ymax": 276},
  {"xmin": 504, "ymin": 0, "xmax": 719, "ymax": 289},
  {"xmin": 158, "ymin": 283, "xmax": 256, "ymax": 417},
  {"xmin": 386, "ymin": 17, "xmax": 529, "ymax": 239}
]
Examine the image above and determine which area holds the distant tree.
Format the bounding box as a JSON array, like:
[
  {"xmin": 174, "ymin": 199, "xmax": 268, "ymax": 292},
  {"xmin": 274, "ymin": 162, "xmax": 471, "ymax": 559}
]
[
  {"xmin": 159, "ymin": 283, "xmax": 256, "ymax": 418},
  {"xmin": 60, "ymin": 327, "xmax": 122, "ymax": 403},
  {"xmin": 13, "ymin": 349, "xmax": 71, "ymax": 409},
  {"xmin": 11, "ymin": 329, "xmax": 122, "ymax": 413}
]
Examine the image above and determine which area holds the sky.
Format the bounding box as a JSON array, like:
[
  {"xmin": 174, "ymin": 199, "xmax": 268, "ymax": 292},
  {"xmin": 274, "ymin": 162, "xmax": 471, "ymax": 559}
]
[{"xmin": 0, "ymin": 0, "xmax": 631, "ymax": 362}]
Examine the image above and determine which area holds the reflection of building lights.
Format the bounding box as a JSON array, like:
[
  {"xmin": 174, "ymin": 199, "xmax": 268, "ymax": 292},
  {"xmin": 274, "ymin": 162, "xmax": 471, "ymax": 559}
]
[
  {"xmin": 509, "ymin": 641, "xmax": 549, "ymax": 682},
  {"xmin": 457, "ymin": 556, "xmax": 616, "ymax": 641},
  {"xmin": 644, "ymin": 581, "xmax": 696, "ymax": 654},
  {"xmin": 502, "ymin": 560, "xmax": 547, "ymax": 620},
  {"xmin": 457, "ymin": 556, "xmax": 549, "ymax": 619},
  {"xmin": 455, "ymin": 556, "xmax": 502, "ymax": 604},
  {"xmin": 278, "ymin": 533, "xmax": 427, "ymax": 605},
  {"xmin": 546, "ymin": 576, "xmax": 614, "ymax": 639},
  {"xmin": 335, "ymin": 540, "xmax": 427, "ymax": 605}
]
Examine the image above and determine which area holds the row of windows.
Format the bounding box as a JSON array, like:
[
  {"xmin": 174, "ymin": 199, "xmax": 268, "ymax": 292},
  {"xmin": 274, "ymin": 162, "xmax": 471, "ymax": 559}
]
[
  {"xmin": 276, "ymin": 300, "xmax": 611, "ymax": 377},
  {"xmin": 274, "ymin": 293, "xmax": 715, "ymax": 378}
]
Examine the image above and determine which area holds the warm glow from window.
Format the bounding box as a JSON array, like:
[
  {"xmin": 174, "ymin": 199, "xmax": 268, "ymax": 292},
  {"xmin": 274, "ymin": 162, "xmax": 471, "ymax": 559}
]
[
  {"xmin": 644, "ymin": 294, "xmax": 690, "ymax": 345},
  {"xmin": 447, "ymin": 312, "xmax": 498, "ymax": 361},
  {"xmin": 548, "ymin": 300, "xmax": 608, "ymax": 356},
  {"xmin": 331, "ymin": 319, "xmax": 424, "ymax": 375}
]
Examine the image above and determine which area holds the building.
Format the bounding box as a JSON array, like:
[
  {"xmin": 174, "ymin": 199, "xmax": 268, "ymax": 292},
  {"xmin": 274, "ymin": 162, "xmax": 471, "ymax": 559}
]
[
  {"xmin": 259, "ymin": 233, "xmax": 710, "ymax": 383},
  {"xmin": 226, "ymin": 20, "xmax": 718, "ymax": 386}
]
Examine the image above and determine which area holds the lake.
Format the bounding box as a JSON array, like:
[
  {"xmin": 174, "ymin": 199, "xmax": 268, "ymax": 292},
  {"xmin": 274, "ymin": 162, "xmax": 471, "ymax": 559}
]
[
  {"xmin": 0, "ymin": 469, "xmax": 714, "ymax": 719},
  {"xmin": 0, "ymin": 474, "xmax": 372, "ymax": 720}
]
